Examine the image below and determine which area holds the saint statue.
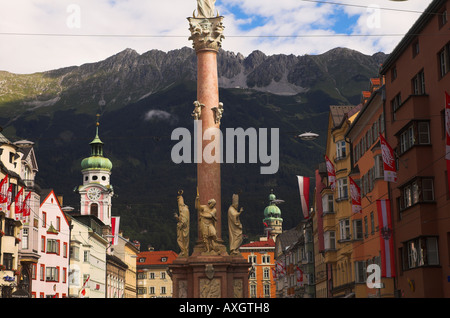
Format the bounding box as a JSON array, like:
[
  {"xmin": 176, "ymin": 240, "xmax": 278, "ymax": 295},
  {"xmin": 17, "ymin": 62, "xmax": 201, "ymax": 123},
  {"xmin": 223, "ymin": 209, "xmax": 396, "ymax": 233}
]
[
  {"xmin": 228, "ymin": 193, "xmax": 243, "ymax": 256},
  {"xmin": 196, "ymin": 189, "xmax": 219, "ymax": 254},
  {"xmin": 174, "ymin": 190, "xmax": 190, "ymax": 257},
  {"xmin": 196, "ymin": 0, "xmax": 216, "ymax": 18}
]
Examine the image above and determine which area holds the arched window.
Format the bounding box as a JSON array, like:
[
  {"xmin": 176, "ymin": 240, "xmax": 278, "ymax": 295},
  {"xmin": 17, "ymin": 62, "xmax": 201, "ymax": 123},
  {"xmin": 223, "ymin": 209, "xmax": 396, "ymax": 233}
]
[{"xmin": 90, "ymin": 203, "xmax": 98, "ymax": 217}]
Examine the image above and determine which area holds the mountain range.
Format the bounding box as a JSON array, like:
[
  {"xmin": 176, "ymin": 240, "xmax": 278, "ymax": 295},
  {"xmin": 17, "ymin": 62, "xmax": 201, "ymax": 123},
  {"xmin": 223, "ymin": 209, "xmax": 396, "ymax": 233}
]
[{"xmin": 0, "ymin": 46, "xmax": 387, "ymax": 251}]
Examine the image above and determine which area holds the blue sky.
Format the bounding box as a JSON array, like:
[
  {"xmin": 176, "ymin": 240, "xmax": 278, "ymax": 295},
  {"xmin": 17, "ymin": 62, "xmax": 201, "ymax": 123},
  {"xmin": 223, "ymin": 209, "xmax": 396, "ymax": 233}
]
[{"xmin": 0, "ymin": 0, "xmax": 434, "ymax": 73}]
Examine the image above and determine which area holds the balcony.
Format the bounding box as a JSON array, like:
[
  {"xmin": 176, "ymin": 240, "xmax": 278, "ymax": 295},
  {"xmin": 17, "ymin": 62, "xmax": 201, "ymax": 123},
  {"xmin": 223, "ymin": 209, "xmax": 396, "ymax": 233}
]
[{"xmin": 393, "ymin": 94, "xmax": 429, "ymax": 123}]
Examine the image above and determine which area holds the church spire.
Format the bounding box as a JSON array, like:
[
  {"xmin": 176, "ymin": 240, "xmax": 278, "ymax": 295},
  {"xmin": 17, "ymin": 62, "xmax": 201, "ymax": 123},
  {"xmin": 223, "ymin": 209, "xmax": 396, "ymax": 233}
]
[{"xmin": 81, "ymin": 114, "xmax": 112, "ymax": 172}]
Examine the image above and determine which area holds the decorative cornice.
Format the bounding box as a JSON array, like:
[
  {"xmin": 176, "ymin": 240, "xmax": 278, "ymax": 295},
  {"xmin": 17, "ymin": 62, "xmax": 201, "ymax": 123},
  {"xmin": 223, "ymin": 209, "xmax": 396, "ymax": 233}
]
[{"xmin": 187, "ymin": 16, "xmax": 225, "ymax": 53}]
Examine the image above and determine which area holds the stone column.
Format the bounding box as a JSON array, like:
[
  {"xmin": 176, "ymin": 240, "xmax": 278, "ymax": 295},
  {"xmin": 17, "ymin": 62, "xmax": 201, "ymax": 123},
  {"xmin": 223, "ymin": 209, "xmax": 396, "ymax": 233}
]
[{"xmin": 187, "ymin": 13, "xmax": 225, "ymax": 249}]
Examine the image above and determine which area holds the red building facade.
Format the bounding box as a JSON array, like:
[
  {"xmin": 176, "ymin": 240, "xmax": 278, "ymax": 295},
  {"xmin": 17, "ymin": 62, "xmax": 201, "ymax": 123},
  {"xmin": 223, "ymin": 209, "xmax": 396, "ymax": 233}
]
[{"xmin": 380, "ymin": 0, "xmax": 450, "ymax": 297}]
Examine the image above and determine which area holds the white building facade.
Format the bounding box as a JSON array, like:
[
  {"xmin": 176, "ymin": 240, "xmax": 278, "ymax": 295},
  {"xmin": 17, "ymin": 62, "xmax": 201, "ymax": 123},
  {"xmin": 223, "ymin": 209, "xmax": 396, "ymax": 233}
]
[{"xmin": 31, "ymin": 190, "xmax": 70, "ymax": 298}]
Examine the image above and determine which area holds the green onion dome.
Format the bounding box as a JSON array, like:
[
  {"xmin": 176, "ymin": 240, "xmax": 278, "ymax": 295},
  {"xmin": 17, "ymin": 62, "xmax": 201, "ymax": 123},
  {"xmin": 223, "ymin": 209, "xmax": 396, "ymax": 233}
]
[
  {"xmin": 264, "ymin": 192, "xmax": 282, "ymax": 219},
  {"xmin": 81, "ymin": 122, "xmax": 112, "ymax": 171}
]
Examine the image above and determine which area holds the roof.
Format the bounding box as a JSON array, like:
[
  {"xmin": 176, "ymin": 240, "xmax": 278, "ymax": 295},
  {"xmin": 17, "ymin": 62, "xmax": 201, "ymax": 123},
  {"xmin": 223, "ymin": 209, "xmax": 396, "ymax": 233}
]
[
  {"xmin": 241, "ymin": 238, "xmax": 275, "ymax": 249},
  {"xmin": 0, "ymin": 132, "xmax": 11, "ymax": 144},
  {"xmin": 275, "ymin": 227, "xmax": 302, "ymax": 256},
  {"xmin": 329, "ymin": 105, "xmax": 355, "ymax": 128},
  {"xmin": 380, "ymin": 0, "xmax": 446, "ymax": 74},
  {"xmin": 136, "ymin": 250, "xmax": 178, "ymax": 266}
]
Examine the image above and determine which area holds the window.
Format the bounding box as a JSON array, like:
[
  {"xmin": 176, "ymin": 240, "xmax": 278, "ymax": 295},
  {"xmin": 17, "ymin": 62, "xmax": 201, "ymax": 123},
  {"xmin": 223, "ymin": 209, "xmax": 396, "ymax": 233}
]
[
  {"xmin": 262, "ymin": 255, "xmax": 271, "ymax": 264},
  {"xmin": 149, "ymin": 273, "xmax": 155, "ymax": 279},
  {"xmin": 412, "ymin": 70, "xmax": 426, "ymax": 95},
  {"xmin": 374, "ymin": 155, "xmax": 384, "ymax": 179},
  {"xmin": 398, "ymin": 121, "xmax": 430, "ymax": 155},
  {"xmin": 70, "ymin": 246, "xmax": 80, "ymax": 261},
  {"xmin": 5, "ymin": 218, "xmax": 15, "ymax": 236},
  {"xmin": 42, "ymin": 211, "xmax": 47, "ymax": 227},
  {"xmin": 46, "ymin": 267, "xmax": 59, "ymax": 282},
  {"xmin": 41, "ymin": 236, "xmax": 46, "ymax": 252},
  {"xmin": 370, "ymin": 212, "xmax": 375, "ymax": 234},
  {"xmin": 353, "ymin": 219, "xmax": 363, "ymax": 240},
  {"xmin": 412, "ymin": 40, "xmax": 419, "ymax": 58},
  {"xmin": 391, "ymin": 93, "xmax": 402, "ymax": 120},
  {"xmin": 322, "ymin": 194, "xmax": 334, "ymax": 214},
  {"xmin": 339, "ymin": 219, "xmax": 351, "ymax": 241},
  {"xmin": 439, "ymin": 9, "xmax": 448, "ymax": 28},
  {"xmin": 404, "ymin": 236, "xmax": 439, "ymax": 270},
  {"xmin": 47, "ymin": 239, "xmax": 60, "ymax": 254},
  {"xmin": 337, "ymin": 178, "xmax": 348, "ymax": 200},
  {"xmin": 161, "ymin": 272, "xmax": 166, "ymax": 279},
  {"xmin": 400, "ymin": 177, "xmax": 435, "ymax": 211},
  {"xmin": 248, "ymin": 255, "xmax": 257, "ymax": 264},
  {"xmin": 263, "ymin": 284, "xmax": 271, "ymax": 297},
  {"xmin": 391, "ymin": 66, "xmax": 397, "ymax": 82},
  {"xmin": 149, "ymin": 287, "xmax": 155, "ymax": 295},
  {"xmin": 161, "ymin": 286, "xmax": 166, "ymax": 294},
  {"xmin": 90, "ymin": 203, "xmax": 98, "ymax": 217},
  {"xmin": 336, "ymin": 140, "xmax": 346, "ymax": 159},
  {"xmin": 438, "ymin": 42, "xmax": 450, "ymax": 78},
  {"xmin": 22, "ymin": 228, "xmax": 29, "ymax": 249},
  {"xmin": 263, "ymin": 267, "xmax": 270, "ymax": 279},
  {"xmin": 40, "ymin": 265, "xmax": 45, "ymax": 281},
  {"xmin": 324, "ymin": 231, "xmax": 336, "ymax": 250},
  {"xmin": 364, "ymin": 216, "xmax": 368, "ymax": 238},
  {"xmin": 355, "ymin": 261, "xmax": 366, "ymax": 283},
  {"xmin": 250, "ymin": 284, "xmax": 257, "ymax": 298},
  {"xmin": 3, "ymin": 253, "xmax": 13, "ymax": 270},
  {"xmin": 84, "ymin": 251, "xmax": 90, "ymax": 262}
]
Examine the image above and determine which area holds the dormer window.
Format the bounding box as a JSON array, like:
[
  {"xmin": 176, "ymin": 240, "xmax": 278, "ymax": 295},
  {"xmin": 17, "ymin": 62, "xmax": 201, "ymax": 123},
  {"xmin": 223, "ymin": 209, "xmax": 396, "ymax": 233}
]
[
  {"xmin": 139, "ymin": 258, "xmax": 146, "ymax": 263},
  {"xmin": 161, "ymin": 257, "xmax": 167, "ymax": 262}
]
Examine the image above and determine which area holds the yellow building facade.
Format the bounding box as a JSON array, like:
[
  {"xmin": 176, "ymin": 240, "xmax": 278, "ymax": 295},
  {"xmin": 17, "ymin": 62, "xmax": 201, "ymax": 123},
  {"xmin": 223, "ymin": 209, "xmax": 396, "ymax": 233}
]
[{"xmin": 323, "ymin": 105, "xmax": 360, "ymax": 297}]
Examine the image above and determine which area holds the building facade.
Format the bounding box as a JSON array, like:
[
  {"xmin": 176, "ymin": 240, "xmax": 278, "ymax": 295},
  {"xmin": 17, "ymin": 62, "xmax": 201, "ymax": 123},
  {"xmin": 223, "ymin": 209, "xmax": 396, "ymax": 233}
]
[
  {"xmin": 0, "ymin": 133, "xmax": 25, "ymax": 298},
  {"xmin": 240, "ymin": 237, "xmax": 276, "ymax": 298},
  {"xmin": 322, "ymin": 105, "xmax": 360, "ymax": 297},
  {"xmin": 31, "ymin": 190, "xmax": 70, "ymax": 298},
  {"xmin": 137, "ymin": 250, "xmax": 177, "ymax": 298},
  {"xmin": 380, "ymin": 0, "xmax": 450, "ymax": 298},
  {"xmin": 66, "ymin": 214, "xmax": 108, "ymax": 298},
  {"xmin": 346, "ymin": 79, "xmax": 396, "ymax": 298}
]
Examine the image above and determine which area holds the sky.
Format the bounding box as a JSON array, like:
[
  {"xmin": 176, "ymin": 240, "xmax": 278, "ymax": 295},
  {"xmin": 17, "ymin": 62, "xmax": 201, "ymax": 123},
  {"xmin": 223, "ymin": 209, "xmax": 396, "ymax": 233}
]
[{"xmin": 0, "ymin": 0, "xmax": 435, "ymax": 74}]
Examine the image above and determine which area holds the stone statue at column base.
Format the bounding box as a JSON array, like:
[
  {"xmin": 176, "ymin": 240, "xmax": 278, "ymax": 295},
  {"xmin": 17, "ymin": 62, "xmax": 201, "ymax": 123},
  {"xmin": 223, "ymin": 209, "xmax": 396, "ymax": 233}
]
[
  {"xmin": 174, "ymin": 190, "xmax": 190, "ymax": 258},
  {"xmin": 228, "ymin": 193, "xmax": 243, "ymax": 256}
]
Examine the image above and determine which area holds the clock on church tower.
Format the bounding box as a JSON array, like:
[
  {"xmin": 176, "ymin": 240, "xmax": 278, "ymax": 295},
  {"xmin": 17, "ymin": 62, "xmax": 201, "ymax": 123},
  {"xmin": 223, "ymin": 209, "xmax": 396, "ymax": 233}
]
[{"xmin": 75, "ymin": 116, "xmax": 114, "ymax": 226}]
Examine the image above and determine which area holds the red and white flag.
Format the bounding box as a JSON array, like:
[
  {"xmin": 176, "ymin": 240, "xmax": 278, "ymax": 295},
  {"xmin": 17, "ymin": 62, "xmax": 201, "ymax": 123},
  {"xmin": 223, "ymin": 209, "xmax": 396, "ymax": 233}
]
[
  {"xmin": 296, "ymin": 266, "xmax": 304, "ymax": 287},
  {"xmin": 377, "ymin": 200, "xmax": 395, "ymax": 278},
  {"xmin": 379, "ymin": 134, "xmax": 397, "ymax": 182},
  {"xmin": 445, "ymin": 91, "xmax": 450, "ymax": 198},
  {"xmin": 0, "ymin": 175, "xmax": 8, "ymax": 204},
  {"xmin": 80, "ymin": 275, "xmax": 90, "ymax": 298},
  {"xmin": 6, "ymin": 184, "xmax": 13, "ymax": 210},
  {"xmin": 22, "ymin": 192, "xmax": 32, "ymax": 217},
  {"xmin": 14, "ymin": 187, "xmax": 24, "ymax": 220},
  {"xmin": 349, "ymin": 176, "xmax": 361, "ymax": 214},
  {"xmin": 111, "ymin": 216, "xmax": 120, "ymax": 246},
  {"xmin": 297, "ymin": 176, "xmax": 310, "ymax": 219},
  {"xmin": 325, "ymin": 155, "xmax": 336, "ymax": 190}
]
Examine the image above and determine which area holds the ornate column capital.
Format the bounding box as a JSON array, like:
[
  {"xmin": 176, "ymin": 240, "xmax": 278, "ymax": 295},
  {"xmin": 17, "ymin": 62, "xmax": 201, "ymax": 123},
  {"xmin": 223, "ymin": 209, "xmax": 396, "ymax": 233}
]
[{"xmin": 187, "ymin": 16, "xmax": 225, "ymax": 53}]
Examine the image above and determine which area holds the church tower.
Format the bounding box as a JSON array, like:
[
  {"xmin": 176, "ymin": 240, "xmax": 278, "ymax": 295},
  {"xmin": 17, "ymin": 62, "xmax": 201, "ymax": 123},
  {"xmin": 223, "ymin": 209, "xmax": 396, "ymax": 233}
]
[
  {"xmin": 77, "ymin": 115, "xmax": 114, "ymax": 226},
  {"xmin": 263, "ymin": 190, "xmax": 283, "ymax": 241}
]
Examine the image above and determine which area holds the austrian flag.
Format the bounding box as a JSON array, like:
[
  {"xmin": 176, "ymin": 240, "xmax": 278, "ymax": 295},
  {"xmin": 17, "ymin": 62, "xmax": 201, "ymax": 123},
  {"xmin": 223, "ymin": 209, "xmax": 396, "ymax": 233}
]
[{"xmin": 297, "ymin": 176, "xmax": 310, "ymax": 219}]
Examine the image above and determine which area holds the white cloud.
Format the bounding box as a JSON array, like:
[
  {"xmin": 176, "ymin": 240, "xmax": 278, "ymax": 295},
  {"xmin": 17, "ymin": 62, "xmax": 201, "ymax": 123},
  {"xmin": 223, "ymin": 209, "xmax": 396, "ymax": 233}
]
[{"xmin": 0, "ymin": 0, "xmax": 434, "ymax": 74}]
